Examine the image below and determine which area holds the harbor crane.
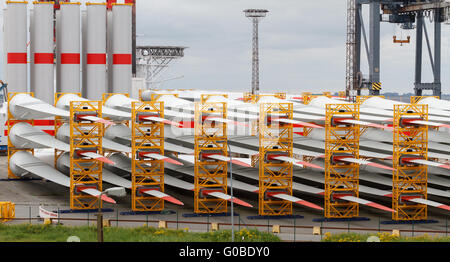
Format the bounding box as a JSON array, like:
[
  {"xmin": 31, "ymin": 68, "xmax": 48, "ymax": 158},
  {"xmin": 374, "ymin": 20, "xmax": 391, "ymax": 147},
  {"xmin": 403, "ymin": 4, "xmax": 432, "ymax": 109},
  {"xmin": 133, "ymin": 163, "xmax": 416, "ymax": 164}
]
[{"xmin": 346, "ymin": 0, "xmax": 450, "ymax": 100}]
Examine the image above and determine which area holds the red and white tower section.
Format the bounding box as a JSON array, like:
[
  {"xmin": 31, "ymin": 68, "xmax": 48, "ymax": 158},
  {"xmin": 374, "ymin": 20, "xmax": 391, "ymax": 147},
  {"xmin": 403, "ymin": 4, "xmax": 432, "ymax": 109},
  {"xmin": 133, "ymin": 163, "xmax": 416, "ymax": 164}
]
[
  {"xmin": 111, "ymin": 3, "xmax": 132, "ymax": 94},
  {"xmin": 85, "ymin": 2, "xmax": 107, "ymax": 100},
  {"xmin": 31, "ymin": 2, "xmax": 55, "ymax": 104},
  {"xmin": 58, "ymin": 2, "xmax": 81, "ymax": 94},
  {"xmin": 4, "ymin": 1, "xmax": 28, "ymax": 93}
]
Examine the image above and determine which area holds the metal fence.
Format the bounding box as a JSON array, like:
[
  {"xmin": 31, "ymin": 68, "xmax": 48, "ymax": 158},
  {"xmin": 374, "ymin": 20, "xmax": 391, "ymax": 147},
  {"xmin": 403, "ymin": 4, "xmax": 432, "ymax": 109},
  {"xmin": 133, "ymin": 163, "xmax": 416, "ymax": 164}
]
[{"xmin": 3, "ymin": 204, "xmax": 449, "ymax": 242}]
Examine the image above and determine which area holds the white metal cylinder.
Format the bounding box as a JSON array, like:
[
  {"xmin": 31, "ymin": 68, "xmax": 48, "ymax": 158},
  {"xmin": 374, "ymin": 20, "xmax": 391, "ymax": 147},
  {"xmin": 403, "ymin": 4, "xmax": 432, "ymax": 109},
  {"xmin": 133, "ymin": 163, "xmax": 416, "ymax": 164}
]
[
  {"xmin": 111, "ymin": 3, "xmax": 132, "ymax": 94},
  {"xmin": 5, "ymin": 1, "xmax": 28, "ymax": 93},
  {"xmin": 59, "ymin": 2, "xmax": 81, "ymax": 94},
  {"xmin": 31, "ymin": 2, "xmax": 54, "ymax": 104},
  {"xmin": 85, "ymin": 3, "xmax": 107, "ymax": 100}
]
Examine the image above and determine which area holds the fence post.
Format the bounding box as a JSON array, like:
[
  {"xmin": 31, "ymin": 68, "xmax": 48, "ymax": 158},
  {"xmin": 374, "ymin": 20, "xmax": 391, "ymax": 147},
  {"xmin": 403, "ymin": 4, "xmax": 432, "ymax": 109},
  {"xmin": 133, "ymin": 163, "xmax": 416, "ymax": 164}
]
[
  {"xmin": 146, "ymin": 215, "xmax": 149, "ymax": 227},
  {"xmin": 412, "ymin": 221, "xmax": 415, "ymax": 237},
  {"xmin": 445, "ymin": 217, "xmax": 448, "ymax": 237},
  {"xmin": 378, "ymin": 217, "xmax": 381, "ymax": 233},
  {"xmin": 116, "ymin": 208, "xmax": 119, "ymax": 227},
  {"xmin": 267, "ymin": 218, "xmax": 270, "ymax": 233},
  {"xmin": 29, "ymin": 206, "xmax": 31, "ymax": 224},
  {"xmin": 57, "ymin": 207, "xmax": 60, "ymax": 225},
  {"xmin": 294, "ymin": 216, "xmax": 296, "ymax": 242},
  {"xmin": 87, "ymin": 212, "xmax": 89, "ymax": 226},
  {"xmin": 320, "ymin": 221, "xmax": 323, "ymax": 241},
  {"xmin": 238, "ymin": 214, "xmax": 241, "ymax": 231},
  {"xmin": 176, "ymin": 210, "xmax": 179, "ymax": 230},
  {"xmin": 207, "ymin": 215, "xmax": 210, "ymax": 232}
]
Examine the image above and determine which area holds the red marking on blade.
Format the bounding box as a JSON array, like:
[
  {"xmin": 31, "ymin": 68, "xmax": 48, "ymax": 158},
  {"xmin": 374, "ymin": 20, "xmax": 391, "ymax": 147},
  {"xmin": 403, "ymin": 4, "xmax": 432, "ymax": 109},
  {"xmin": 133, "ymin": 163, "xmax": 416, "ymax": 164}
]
[
  {"xmin": 162, "ymin": 157, "xmax": 184, "ymax": 166},
  {"xmin": 292, "ymin": 97, "xmax": 303, "ymax": 100},
  {"xmin": 317, "ymin": 191, "xmax": 325, "ymax": 196},
  {"xmin": 231, "ymin": 159, "xmax": 251, "ymax": 167},
  {"xmin": 296, "ymin": 200, "xmax": 323, "ymax": 210},
  {"xmin": 368, "ymin": 123, "xmax": 393, "ymax": 130},
  {"xmin": 94, "ymin": 157, "xmax": 115, "ymax": 165},
  {"xmin": 367, "ymin": 162, "xmax": 394, "ymax": 171},
  {"xmin": 296, "ymin": 161, "xmax": 323, "ymax": 170},
  {"xmin": 162, "ymin": 196, "xmax": 184, "ymax": 206},
  {"xmin": 162, "ymin": 119, "xmax": 184, "ymax": 127},
  {"xmin": 101, "ymin": 194, "xmax": 116, "ymax": 204},
  {"xmin": 384, "ymin": 193, "xmax": 393, "ymax": 198},
  {"xmin": 438, "ymin": 164, "xmax": 450, "ymax": 170},
  {"xmin": 230, "ymin": 197, "xmax": 253, "ymax": 208},
  {"xmin": 438, "ymin": 205, "xmax": 450, "ymax": 211},
  {"xmin": 292, "ymin": 122, "xmax": 323, "ymax": 129},
  {"xmin": 87, "ymin": 117, "xmax": 115, "ymax": 126},
  {"xmin": 385, "ymin": 156, "xmax": 393, "ymax": 160},
  {"xmin": 231, "ymin": 120, "xmax": 248, "ymax": 127},
  {"xmin": 367, "ymin": 202, "xmax": 394, "ymax": 212}
]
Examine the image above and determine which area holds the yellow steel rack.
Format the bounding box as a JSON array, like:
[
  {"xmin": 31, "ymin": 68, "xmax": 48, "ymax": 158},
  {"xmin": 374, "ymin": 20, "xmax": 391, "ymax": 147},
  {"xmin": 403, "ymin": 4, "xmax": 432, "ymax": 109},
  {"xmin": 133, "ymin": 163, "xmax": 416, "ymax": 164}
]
[
  {"xmin": 54, "ymin": 93, "xmax": 80, "ymax": 169},
  {"xmin": 324, "ymin": 103, "xmax": 360, "ymax": 218},
  {"xmin": 258, "ymin": 103, "xmax": 293, "ymax": 216},
  {"xmin": 410, "ymin": 96, "xmax": 439, "ymax": 105},
  {"xmin": 194, "ymin": 101, "xmax": 228, "ymax": 213},
  {"xmin": 302, "ymin": 94, "xmax": 331, "ymax": 105},
  {"xmin": 7, "ymin": 92, "xmax": 35, "ymax": 179},
  {"xmin": 69, "ymin": 101, "xmax": 103, "ymax": 210},
  {"xmin": 392, "ymin": 104, "xmax": 428, "ymax": 221},
  {"xmin": 130, "ymin": 101, "xmax": 165, "ymax": 211},
  {"xmin": 355, "ymin": 95, "xmax": 385, "ymax": 105}
]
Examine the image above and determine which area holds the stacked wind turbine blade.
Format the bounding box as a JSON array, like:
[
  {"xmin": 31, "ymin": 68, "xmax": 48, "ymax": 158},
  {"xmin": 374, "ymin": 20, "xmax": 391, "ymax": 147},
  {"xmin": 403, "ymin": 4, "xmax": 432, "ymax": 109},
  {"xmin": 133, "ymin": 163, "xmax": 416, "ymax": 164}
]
[{"xmin": 10, "ymin": 151, "xmax": 115, "ymax": 204}]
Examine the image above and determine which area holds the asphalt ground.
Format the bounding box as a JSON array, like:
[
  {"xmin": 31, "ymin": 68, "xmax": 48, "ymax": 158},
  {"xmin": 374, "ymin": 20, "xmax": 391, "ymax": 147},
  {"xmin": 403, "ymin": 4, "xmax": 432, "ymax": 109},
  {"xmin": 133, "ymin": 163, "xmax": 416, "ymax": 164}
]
[{"xmin": 1, "ymin": 155, "xmax": 449, "ymax": 242}]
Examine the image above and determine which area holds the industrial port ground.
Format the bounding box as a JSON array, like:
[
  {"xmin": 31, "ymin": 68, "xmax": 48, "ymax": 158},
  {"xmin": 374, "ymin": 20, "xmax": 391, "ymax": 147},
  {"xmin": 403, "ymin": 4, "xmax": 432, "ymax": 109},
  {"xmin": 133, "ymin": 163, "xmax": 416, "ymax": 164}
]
[{"xmin": 2, "ymin": 154, "xmax": 449, "ymax": 243}]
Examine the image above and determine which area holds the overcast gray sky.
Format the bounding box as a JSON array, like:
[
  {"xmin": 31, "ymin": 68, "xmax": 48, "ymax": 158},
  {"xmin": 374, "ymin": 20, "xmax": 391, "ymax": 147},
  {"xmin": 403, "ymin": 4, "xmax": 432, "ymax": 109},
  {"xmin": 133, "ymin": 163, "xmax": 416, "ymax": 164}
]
[{"xmin": 1, "ymin": 1, "xmax": 449, "ymax": 95}]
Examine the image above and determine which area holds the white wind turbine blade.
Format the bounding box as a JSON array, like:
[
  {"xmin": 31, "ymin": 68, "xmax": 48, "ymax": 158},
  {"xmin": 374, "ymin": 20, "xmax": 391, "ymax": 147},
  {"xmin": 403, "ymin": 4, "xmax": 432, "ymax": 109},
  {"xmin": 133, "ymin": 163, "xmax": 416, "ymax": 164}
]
[
  {"xmin": 9, "ymin": 151, "xmax": 115, "ymax": 203},
  {"xmin": 143, "ymin": 153, "xmax": 184, "ymax": 166}
]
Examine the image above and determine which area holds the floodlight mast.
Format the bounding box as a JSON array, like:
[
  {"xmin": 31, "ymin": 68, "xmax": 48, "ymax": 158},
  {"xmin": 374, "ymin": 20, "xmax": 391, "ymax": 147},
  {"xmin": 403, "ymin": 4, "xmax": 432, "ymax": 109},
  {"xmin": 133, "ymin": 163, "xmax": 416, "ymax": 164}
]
[{"xmin": 244, "ymin": 9, "xmax": 268, "ymax": 96}]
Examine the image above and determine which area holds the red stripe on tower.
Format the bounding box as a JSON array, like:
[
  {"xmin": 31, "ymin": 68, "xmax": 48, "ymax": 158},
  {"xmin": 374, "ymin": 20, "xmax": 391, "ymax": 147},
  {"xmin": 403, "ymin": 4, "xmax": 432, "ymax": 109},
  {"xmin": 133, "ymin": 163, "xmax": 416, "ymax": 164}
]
[
  {"xmin": 61, "ymin": 53, "xmax": 80, "ymax": 64},
  {"xmin": 7, "ymin": 53, "xmax": 27, "ymax": 64},
  {"xmin": 34, "ymin": 53, "xmax": 54, "ymax": 64},
  {"xmin": 113, "ymin": 54, "xmax": 132, "ymax": 65},
  {"xmin": 87, "ymin": 54, "xmax": 107, "ymax": 65}
]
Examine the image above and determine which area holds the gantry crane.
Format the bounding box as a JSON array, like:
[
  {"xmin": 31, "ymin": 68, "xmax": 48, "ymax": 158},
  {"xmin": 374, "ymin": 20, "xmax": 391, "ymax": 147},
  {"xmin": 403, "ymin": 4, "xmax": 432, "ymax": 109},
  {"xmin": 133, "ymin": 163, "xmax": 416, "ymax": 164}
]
[{"xmin": 346, "ymin": 0, "xmax": 450, "ymax": 100}]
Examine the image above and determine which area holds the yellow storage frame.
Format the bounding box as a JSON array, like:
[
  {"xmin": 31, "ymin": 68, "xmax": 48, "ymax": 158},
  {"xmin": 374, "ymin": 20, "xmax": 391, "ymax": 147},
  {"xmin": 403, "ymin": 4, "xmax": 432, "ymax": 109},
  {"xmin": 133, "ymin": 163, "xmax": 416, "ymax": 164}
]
[
  {"xmin": 131, "ymin": 101, "xmax": 165, "ymax": 211},
  {"xmin": 0, "ymin": 202, "xmax": 15, "ymax": 222},
  {"xmin": 325, "ymin": 103, "xmax": 360, "ymax": 218},
  {"xmin": 392, "ymin": 104, "xmax": 428, "ymax": 221},
  {"xmin": 194, "ymin": 101, "xmax": 228, "ymax": 214},
  {"xmin": 69, "ymin": 101, "xmax": 103, "ymax": 210},
  {"xmin": 302, "ymin": 94, "xmax": 331, "ymax": 105},
  {"xmin": 7, "ymin": 92, "xmax": 35, "ymax": 179},
  {"xmin": 200, "ymin": 94, "xmax": 228, "ymax": 104},
  {"xmin": 410, "ymin": 96, "xmax": 439, "ymax": 105},
  {"xmin": 259, "ymin": 103, "xmax": 293, "ymax": 216},
  {"xmin": 355, "ymin": 95, "xmax": 385, "ymax": 105}
]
